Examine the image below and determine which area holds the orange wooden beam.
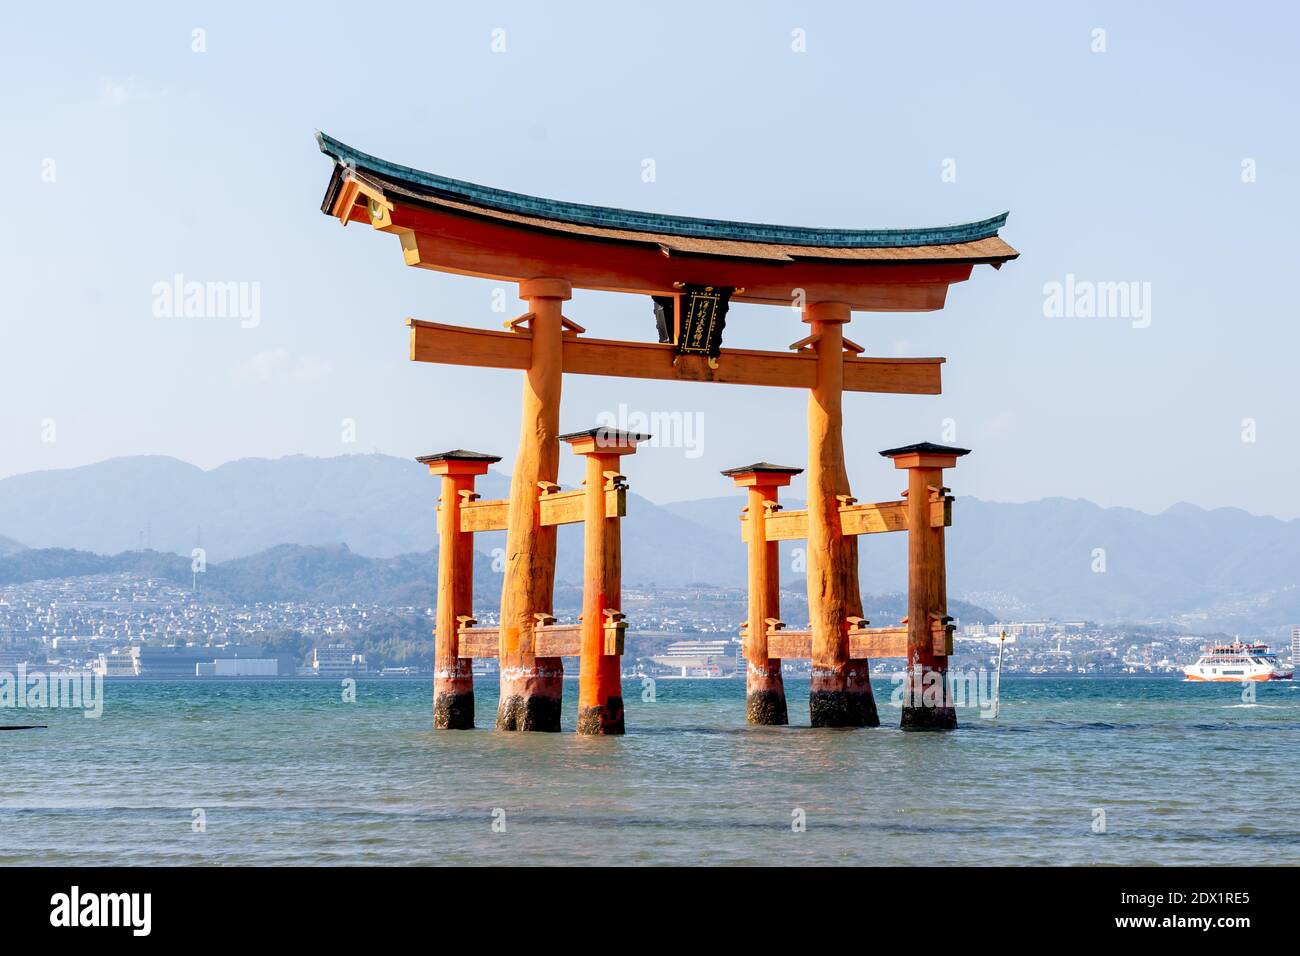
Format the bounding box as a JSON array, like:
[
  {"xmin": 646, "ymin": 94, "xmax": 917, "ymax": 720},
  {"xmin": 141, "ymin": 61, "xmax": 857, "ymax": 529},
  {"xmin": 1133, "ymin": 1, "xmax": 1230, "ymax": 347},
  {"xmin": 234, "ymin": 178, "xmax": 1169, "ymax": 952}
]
[
  {"xmin": 357, "ymin": 199, "xmax": 979, "ymax": 311},
  {"xmin": 882, "ymin": 442, "xmax": 969, "ymax": 730},
  {"xmin": 407, "ymin": 319, "xmax": 944, "ymax": 394},
  {"xmin": 421, "ymin": 451, "xmax": 498, "ymax": 730},
  {"xmin": 452, "ymin": 624, "xmax": 582, "ymax": 659},
  {"xmin": 739, "ymin": 497, "xmax": 951, "ymax": 541},
  {"xmin": 724, "ymin": 464, "xmax": 799, "ymax": 725},
  {"xmin": 765, "ymin": 623, "xmax": 949, "ymax": 660},
  {"xmin": 495, "ymin": 279, "xmax": 569, "ymax": 732}
]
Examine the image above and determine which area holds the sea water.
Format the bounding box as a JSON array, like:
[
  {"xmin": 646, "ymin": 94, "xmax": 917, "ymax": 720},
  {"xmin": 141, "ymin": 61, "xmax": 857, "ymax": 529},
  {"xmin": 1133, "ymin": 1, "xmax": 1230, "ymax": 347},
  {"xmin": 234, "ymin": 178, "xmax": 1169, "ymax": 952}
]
[{"xmin": 2, "ymin": 677, "xmax": 1296, "ymax": 865}]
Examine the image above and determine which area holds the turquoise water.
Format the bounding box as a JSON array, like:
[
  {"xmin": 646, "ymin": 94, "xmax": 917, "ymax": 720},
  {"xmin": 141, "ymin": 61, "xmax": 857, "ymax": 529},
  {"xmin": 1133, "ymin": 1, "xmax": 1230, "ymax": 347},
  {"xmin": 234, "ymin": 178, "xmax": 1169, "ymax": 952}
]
[{"xmin": 3, "ymin": 677, "xmax": 1297, "ymax": 865}]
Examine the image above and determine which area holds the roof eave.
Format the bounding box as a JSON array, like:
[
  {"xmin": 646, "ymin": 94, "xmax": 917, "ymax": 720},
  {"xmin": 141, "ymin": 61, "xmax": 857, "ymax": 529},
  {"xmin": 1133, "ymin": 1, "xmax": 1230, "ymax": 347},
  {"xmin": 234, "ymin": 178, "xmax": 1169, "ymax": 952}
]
[{"xmin": 317, "ymin": 132, "xmax": 1014, "ymax": 254}]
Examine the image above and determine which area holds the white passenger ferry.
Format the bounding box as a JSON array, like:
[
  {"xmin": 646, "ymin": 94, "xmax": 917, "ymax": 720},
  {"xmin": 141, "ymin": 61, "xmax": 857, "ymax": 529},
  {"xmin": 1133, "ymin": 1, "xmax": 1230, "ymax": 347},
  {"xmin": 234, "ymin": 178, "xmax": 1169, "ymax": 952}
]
[{"xmin": 1182, "ymin": 641, "xmax": 1293, "ymax": 682}]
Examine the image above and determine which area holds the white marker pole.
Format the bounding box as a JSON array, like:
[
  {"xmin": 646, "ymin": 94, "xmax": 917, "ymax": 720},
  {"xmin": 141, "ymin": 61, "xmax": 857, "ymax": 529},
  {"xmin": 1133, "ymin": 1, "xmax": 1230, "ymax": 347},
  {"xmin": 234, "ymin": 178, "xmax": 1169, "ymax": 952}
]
[{"xmin": 992, "ymin": 630, "xmax": 1006, "ymax": 719}]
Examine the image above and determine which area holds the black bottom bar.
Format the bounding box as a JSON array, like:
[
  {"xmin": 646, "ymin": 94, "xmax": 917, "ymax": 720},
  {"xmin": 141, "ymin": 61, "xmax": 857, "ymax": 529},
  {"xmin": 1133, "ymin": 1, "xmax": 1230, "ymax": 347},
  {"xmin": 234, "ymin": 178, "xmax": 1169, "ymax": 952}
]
[{"xmin": 1, "ymin": 867, "xmax": 1283, "ymax": 943}]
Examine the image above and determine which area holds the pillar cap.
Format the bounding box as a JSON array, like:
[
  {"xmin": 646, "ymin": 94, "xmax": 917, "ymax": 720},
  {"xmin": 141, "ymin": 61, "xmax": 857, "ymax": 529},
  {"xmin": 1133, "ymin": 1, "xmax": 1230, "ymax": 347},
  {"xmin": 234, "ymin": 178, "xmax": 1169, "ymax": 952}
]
[
  {"xmin": 417, "ymin": 449, "xmax": 501, "ymax": 476},
  {"xmin": 519, "ymin": 277, "xmax": 572, "ymax": 300},
  {"xmin": 802, "ymin": 301, "xmax": 852, "ymax": 324},
  {"xmin": 721, "ymin": 462, "xmax": 803, "ymax": 487},
  {"xmin": 560, "ymin": 427, "xmax": 650, "ymax": 456},
  {"xmin": 879, "ymin": 441, "xmax": 970, "ymax": 469}
]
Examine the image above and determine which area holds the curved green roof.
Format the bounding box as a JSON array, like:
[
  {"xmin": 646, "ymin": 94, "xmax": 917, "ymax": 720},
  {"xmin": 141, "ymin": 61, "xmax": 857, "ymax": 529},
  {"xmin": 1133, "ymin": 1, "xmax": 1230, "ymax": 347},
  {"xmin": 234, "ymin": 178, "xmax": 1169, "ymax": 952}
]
[{"xmin": 318, "ymin": 132, "xmax": 1009, "ymax": 250}]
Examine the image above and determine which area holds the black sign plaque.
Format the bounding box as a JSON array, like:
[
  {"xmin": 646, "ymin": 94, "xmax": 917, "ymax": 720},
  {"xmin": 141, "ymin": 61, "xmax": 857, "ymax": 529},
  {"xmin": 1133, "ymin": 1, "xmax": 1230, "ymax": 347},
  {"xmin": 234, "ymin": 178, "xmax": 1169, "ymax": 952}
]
[{"xmin": 673, "ymin": 284, "xmax": 733, "ymax": 358}]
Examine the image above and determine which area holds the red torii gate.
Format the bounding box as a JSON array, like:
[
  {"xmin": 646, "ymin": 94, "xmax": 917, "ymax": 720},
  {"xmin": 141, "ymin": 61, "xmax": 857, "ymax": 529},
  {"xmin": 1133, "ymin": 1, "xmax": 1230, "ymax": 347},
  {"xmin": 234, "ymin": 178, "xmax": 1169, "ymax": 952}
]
[{"xmin": 315, "ymin": 133, "xmax": 1018, "ymax": 734}]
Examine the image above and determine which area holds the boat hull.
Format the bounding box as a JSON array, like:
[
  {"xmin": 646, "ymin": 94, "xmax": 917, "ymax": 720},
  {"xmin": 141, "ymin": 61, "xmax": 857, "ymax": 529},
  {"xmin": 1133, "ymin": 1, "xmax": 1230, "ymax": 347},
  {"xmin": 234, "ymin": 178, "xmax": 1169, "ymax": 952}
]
[
  {"xmin": 1182, "ymin": 641, "xmax": 1291, "ymax": 682},
  {"xmin": 1183, "ymin": 671, "xmax": 1292, "ymax": 682}
]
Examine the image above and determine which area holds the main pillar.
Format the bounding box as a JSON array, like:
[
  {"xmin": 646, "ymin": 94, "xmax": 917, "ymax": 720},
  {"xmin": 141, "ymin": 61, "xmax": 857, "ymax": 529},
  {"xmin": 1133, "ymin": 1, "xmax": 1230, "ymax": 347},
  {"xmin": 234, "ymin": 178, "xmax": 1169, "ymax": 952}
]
[
  {"xmin": 722, "ymin": 462, "xmax": 802, "ymax": 725},
  {"xmin": 882, "ymin": 442, "xmax": 968, "ymax": 730},
  {"xmin": 497, "ymin": 277, "xmax": 571, "ymax": 731},
  {"xmin": 563, "ymin": 427, "xmax": 647, "ymax": 735},
  {"xmin": 804, "ymin": 301, "xmax": 878, "ymax": 727},
  {"xmin": 420, "ymin": 449, "xmax": 500, "ymax": 729}
]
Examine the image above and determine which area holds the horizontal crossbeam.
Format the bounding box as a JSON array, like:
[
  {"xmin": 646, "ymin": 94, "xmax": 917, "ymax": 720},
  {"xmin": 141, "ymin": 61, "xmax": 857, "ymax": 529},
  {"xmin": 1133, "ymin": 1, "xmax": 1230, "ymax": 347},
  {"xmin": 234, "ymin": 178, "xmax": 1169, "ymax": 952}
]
[
  {"xmin": 739, "ymin": 498, "xmax": 951, "ymax": 542},
  {"xmin": 451, "ymin": 621, "xmax": 626, "ymax": 658},
  {"xmin": 408, "ymin": 319, "xmax": 943, "ymax": 394},
  {"xmin": 454, "ymin": 624, "xmax": 583, "ymax": 658},
  {"xmin": 763, "ymin": 621, "xmax": 952, "ymax": 660},
  {"xmin": 454, "ymin": 487, "xmax": 626, "ymax": 532}
]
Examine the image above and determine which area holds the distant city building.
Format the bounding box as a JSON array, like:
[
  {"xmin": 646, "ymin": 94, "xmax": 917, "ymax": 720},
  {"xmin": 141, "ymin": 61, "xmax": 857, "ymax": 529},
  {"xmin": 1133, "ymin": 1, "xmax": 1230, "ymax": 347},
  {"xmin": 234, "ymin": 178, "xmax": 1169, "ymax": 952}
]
[
  {"xmin": 135, "ymin": 645, "xmax": 292, "ymax": 678},
  {"xmin": 1291, "ymin": 627, "xmax": 1300, "ymax": 664},
  {"xmin": 650, "ymin": 639, "xmax": 735, "ymax": 677},
  {"xmin": 95, "ymin": 652, "xmax": 140, "ymax": 677},
  {"xmin": 313, "ymin": 643, "xmax": 367, "ymax": 677},
  {"xmin": 2, "ymin": 569, "xmax": 1285, "ymax": 679},
  {"xmin": 0, "ymin": 650, "xmax": 29, "ymax": 670},
  {"xmin": 196, "ymin": 658, "xmax": 278, "ymax": 677},
  {"xmin": 137, "ymin": 646, "xmax": 224, "ymax": 677}
]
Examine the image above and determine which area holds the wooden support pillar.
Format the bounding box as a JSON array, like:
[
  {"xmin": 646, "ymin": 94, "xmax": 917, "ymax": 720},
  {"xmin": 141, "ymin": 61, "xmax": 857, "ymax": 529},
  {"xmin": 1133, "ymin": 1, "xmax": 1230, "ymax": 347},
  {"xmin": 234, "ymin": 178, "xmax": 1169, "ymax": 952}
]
[
  {"xmin": 722, "ymin": 462, "xmax": 803, "ymax": 725},
  {"xmin": 497, "ymin": 277, "xmax": 571, "ymax": 732},
  {"xmin": 881, "ymin": 442, "xmax": 969, "ymax": 730},
  {"xmin": 804, "ymin": 302, "xmax": 879, "ymax": 727},
  {"xmin": 419, "ymin": 449, "xmax": 501, "ymax": 729},
  {"xmin": 563, "ymin": 427, "xmax": 647, "ymax": 735}
]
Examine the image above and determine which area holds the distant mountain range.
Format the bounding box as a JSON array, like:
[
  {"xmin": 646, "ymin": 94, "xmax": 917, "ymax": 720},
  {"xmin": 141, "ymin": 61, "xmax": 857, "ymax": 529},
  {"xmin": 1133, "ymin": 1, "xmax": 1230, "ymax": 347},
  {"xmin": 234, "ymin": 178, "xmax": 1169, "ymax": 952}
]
[
  {"xmin": 0, "ymin": 455, "xmax": 730, "ymax": 589},
  {"xmin": 2, "ymin": 453, "xmax": 1298, "ymax": 633},
  {"xmin": 0, "ymin": 543, "xmax": 455, "ymax": 607},
  {"xmin": 666, "ymin": 494, "xmax": 1300, "ymax": 632}
]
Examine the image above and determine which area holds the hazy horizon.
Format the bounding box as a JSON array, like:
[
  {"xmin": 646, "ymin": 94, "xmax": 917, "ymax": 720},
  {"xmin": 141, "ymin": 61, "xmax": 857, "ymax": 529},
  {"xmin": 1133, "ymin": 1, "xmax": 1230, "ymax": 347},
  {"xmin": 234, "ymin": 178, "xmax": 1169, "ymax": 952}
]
[{"xmin": 2, "ymin": 448, "xmax": 1296, "ymax": 523}]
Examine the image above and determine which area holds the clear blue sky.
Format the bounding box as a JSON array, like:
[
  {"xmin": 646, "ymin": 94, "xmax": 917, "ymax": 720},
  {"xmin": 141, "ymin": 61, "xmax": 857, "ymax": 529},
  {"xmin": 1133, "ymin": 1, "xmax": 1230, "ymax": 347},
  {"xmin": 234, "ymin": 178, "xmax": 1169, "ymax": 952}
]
[{"xmin": 2, "ymin": 2, "xmax": 1297, "ymax": 517}]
